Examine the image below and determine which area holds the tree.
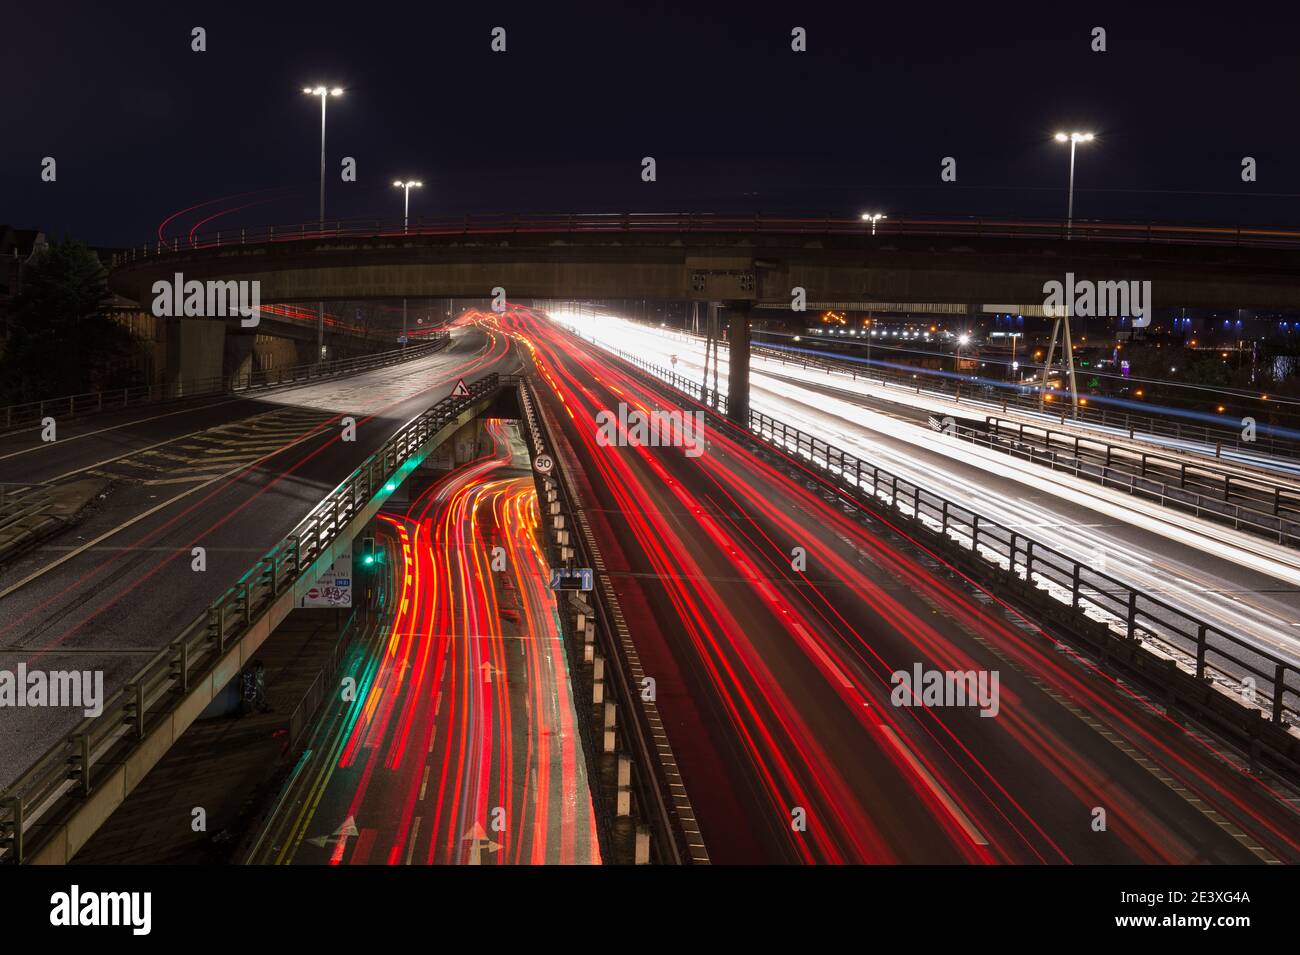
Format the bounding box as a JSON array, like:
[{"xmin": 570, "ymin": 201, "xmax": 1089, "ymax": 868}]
[{"xmin": 0, "ymin": 240, "xmax": 142, "ymax": 403}]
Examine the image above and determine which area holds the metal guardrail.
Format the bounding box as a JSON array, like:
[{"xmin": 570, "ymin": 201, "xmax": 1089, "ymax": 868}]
[
  {"xmin": 0, "ymin": 371, "xmax": 500, "ymax": 863},
  {"xmin": 516, "ymin": 380, "xmax": 707, "ymax": 864},
  {"xmin": 958, "ymin": 416, "xmax": 1300, "ymax": 548},
  {"xmin": 114, "ymin": 212, "xmax": 1300, "ymax": 261},
  {"xmin": 607, "ymin": 349, "xmax": 1300, "ymax": 748},
  {"xmin": 0, "ymin": 335, "xmax": 450, "ymax": 433},
  {"xmin": 752, "ymin": 342, "xmax": 1300, "ymax": 460}
]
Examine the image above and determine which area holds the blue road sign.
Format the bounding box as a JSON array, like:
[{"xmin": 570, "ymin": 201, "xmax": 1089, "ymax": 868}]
[{"xmin": 550, "ymin": 568, "xmax": 594, "ymax": 592}]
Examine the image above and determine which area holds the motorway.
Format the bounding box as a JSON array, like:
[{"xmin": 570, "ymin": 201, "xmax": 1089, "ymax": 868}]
[
  {"xmin": 0, "ymin": 326, "xmax": 520, "ymax": 790},
  {"xmin": 551, "ymin": 314, "xmax": 1300, "ymax": 675},
  {"xmin": 249, "ymin": 419, "xmax": 599, "ymax": 864},
  {"xmin": 491, "ymin": 306, "xmax": 1300, "ymax": 864}
]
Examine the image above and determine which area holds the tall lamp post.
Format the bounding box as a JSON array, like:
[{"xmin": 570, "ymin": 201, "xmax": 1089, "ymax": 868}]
[
  {"xmin": 392, "ymin": 180, "xmax": 423, "ymax": 348},
  {"xmin": 392, "ymin": 179, "xmax": 423, "ymax": 234},
  {"xmin": 1053, "ymin": 131, "xmax": 1094, "ymax": 239},
  {"xmin": 302, "ymin": 85, "xmax": 343, "ymax": 361}
]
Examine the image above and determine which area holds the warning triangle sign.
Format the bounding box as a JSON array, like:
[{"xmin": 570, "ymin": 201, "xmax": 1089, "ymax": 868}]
[{"xmin": 450, "ymin": 378, "xmax": 470, "ymax": 397}]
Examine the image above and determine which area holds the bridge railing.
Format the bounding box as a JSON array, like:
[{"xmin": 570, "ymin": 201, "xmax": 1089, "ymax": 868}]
[
  {"xmin": 961, "ymin": 416, "xmax": 1300, "ymax": 548},
  {"xmin": 0, "ymin": 372, "xmax": 500, "ymax": 863},
  {"xmin": 113, "ymin": 212, "xmax": 1300, "ymax": 263},
  {"xmin": 607, "ymin": 347, "xmax": 1300, "ymax": 754},
  {"xmin": 0, "ymin": 334, "xmax": 449, "ymax": 433}
]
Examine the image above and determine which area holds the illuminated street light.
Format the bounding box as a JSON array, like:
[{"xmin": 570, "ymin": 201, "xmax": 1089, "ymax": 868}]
[
  {"xmin": 1053, "ymin": 130, "xmax": 1094, "ymax": 238},
  {"xmin": 860, "ymin": 212, "xmax": 887, "ymax": 235},
  {"xmin": 303, "ymin": 84, "xmax": 345, "ymax": 361},
  {"xmin": 390, "ymin": 178, "xmax": 419, "ymax": 352},
  {"xmin": 955, "ymin": 332, "xmax": 971, "ymax": 373},
  {"xmin": 392, "ymin": 179, "xmax": 423, "ymax": 233},
  {"xmin": 302, "ymin": 86, "xmax": 344, "ymax": 225}
]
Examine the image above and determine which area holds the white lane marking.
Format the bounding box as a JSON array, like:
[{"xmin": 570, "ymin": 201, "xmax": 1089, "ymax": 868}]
[
  {"xmin": 790, "ymin": 622, "xmax": 855, "ymax": 689},
  {"xmin": 0, "ymin": 397, "xmax": 252, "ymax": 463},
  {"xmin": 404, "ymin": 816, "xmax": 422, "ymax": 865},
  {"xmin": 0, "ymin": 421, "xmax": 330, "ymax": 602},
  {"xmin": 880, "ymin": 724, "xmax": 989, "ymax": 847}
]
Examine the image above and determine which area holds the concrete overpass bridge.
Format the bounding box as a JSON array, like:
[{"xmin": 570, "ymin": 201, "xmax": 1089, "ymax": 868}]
[{"xmin": 110, "ymin": 213, "xmax": 1300, "ymax": 420}]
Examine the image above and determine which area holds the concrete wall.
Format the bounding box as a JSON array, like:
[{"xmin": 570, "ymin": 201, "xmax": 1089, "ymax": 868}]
[{"xmin": 164, "ymin": 319, "xmax": 225, "ymax": 395}]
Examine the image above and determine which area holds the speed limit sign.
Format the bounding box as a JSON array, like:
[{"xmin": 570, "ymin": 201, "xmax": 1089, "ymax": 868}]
[{"xmin": 534, "ymin": 453, "xmax": 554, "ymax": 474}]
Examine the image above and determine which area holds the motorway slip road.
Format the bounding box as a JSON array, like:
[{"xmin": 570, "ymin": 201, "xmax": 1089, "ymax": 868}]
[
  {"xmin": 252, "ymin": 420, "xmax": 599, "ymax": 865},
  {"xmin": 0, "ymin": 326, "xmax": 521, "ymax": 789}
]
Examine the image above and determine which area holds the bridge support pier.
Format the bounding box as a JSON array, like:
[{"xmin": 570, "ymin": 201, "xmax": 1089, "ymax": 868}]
[
  {"xmin": 164, "ymin": 319, "xmax": 226, "ymax": 397},
  {"xmin": 726, "ymin": 301, "xmax": 752, "ymax": 424}
]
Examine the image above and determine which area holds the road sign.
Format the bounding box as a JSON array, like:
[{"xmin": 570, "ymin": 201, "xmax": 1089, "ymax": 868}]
[
  {"xmin": 533, "ymin": 453, "xmax": 554, "ymax": 474},
  {"xmin": 450, "ymin": 378, "xmax": 470, "ymax": 397},
  {"xmin": 300, "ymin": 545, "xmax": 353, "ymax": 608},
  {"xmin": 550, "ymin": 567, "xmax": 593, "ymax": 592}
]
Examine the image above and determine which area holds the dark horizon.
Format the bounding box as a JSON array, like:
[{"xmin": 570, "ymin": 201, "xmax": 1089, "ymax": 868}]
[{"xmin": 6, "ymin": 1, "xmax": 1300, "ymax": 247}]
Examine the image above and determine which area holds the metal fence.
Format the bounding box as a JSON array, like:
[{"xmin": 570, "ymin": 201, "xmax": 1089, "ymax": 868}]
[
  {"xmin": 0, "ymin": 371, "xmax": 500, "ymax": 863},
  {"xmin": 0, "ymin": 335, "xmax": 450, "ymax": 432},
  {"xmin": 748, "ymin": 409, "xmax": 1300, "ymax": 728},
  {"xmin": 963, "ymin": 416, "xmax": 1300, "ymax": 547}
]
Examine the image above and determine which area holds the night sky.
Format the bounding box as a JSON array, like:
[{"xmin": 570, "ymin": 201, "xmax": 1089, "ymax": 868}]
[{"xmin": 5, "ymin": 1, "xmax": 1298, "ymax": 247}]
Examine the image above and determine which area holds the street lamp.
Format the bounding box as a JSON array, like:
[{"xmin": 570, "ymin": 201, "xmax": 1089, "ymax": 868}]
[
  {"xmin": 956, "ymin": 332, "xmax": 971, "ymax": 373},
  {"xmin": 861, "ymin": 211, "xmax": 887, "ymax": 236},
  {"xmin": 391, "ymin": 179, "xmax": 422, "ymax": 350},
  {"xmin": 1053, "ymin": 131, "xmax": 1094, "ymax": 238},
  {"xmin": 302, "ymin": 85, "xmax": 344, "ymax": 361},
  {"xmin": 392, "ymin": 180, "xmax": 423, "ymax": 234}
]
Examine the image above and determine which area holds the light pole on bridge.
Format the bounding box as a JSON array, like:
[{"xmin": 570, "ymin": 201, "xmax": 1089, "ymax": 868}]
[
  {"xmin": 393, "ymin": 179, "xmax": 423, "ymax": 234},
  {"xmin": 302, "ymin": 85, "xmax": 344, "ymax": 362},
  {"xmin": 392, "ymin": 180, "xmax": 423, "ymax": 348},
  {"xmin": 1053, "ymin": 131, "xmax": 1094, "ymax": 239}
]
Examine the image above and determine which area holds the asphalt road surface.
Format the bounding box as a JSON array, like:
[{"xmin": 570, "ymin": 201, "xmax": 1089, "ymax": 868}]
[
  {"xmin": 498, "ymin": 307, "xmax": 1300, "ymax": 864},
  {"xmin": 0, "ymin": 326, "xmax": 522, "ymax": 790},
  {"xmin": 250, "ymin": 419, "xmax": 599, "ymax": 865}
]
